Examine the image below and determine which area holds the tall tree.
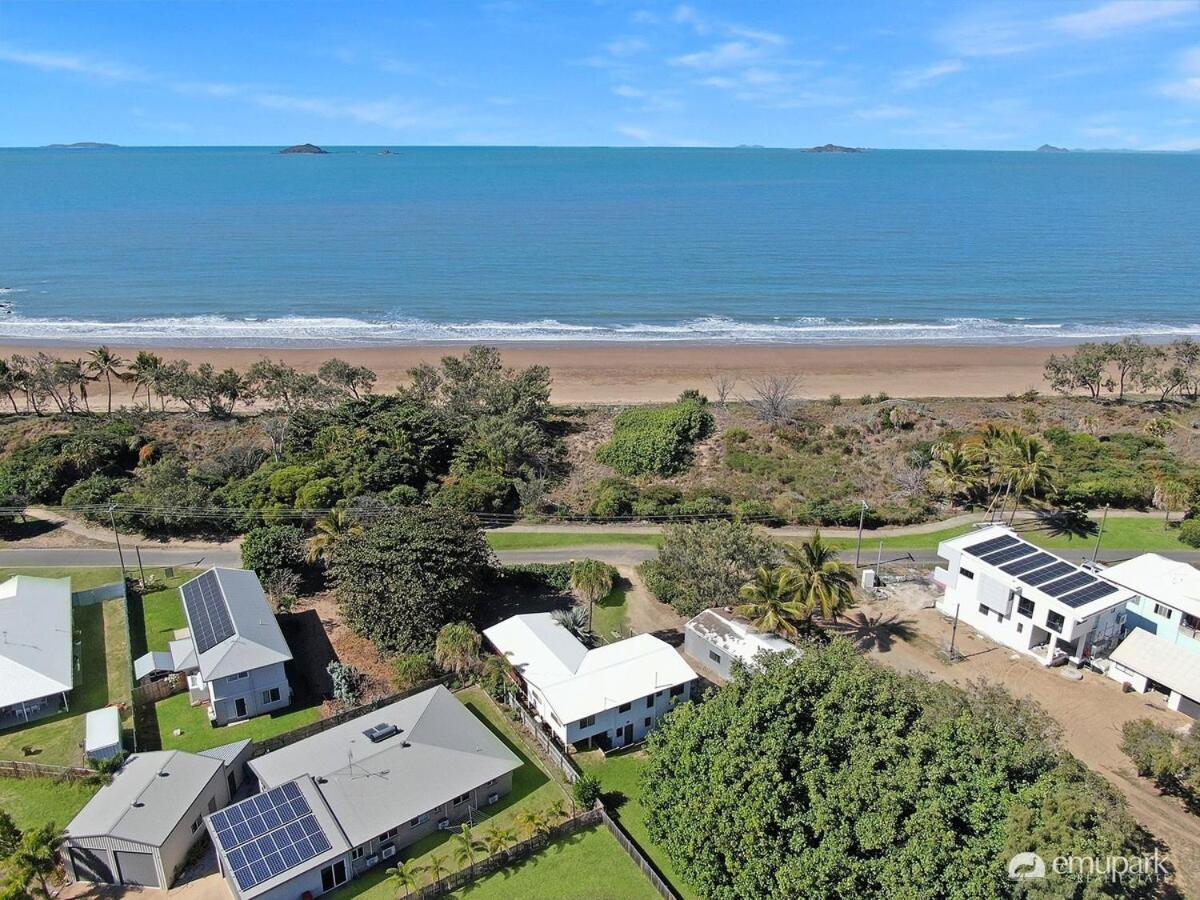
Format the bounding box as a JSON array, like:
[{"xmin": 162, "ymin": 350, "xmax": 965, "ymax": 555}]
[
  {"xmin": 570, "ymin": 559, "xmax": 616, "ymax": 629},
  {"xmin": 434, "ymin": 621, "xmax": 482, "ymax": 677},
  {"xmin": 0, "ymin": 359, "xmax": 21, "ymax": 414},
  {"xmin": 780, "ymin": 532, "xmax": 856, "ymax": 621},
  {"xmin": 451, "ymin": 824, "xmax": 481, "ymax": 869},
  {"xmin": 384, "ymin": 860, "xmax": 424, "ymax": 898},
  {"xmin": 735, "ymin": 565, "xmax": 810, "ymax": 638},
  {"xmin": 129, "ymin": 351, "xmax": 164, "ymax": 412},
  {"xmin": 85, "ymin": 346, "xmax": 126, "ymax": 414},
  {"xmin": 304, "ymin": 511, "xmax": 363, "ymax": 564},
  {"xmin": 3, "ymin": 823, "xmax": 62, "ymax": 898},
  {"xmin": 998, "ymin": 434, "xmax": 1058, "ymax": 523}
]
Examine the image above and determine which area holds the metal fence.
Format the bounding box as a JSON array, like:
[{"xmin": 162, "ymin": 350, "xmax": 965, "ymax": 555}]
[
  {"xmin": 0, "ymin": 759, "xmax": 93, "ymax": 781},
  {"xmin": 504, "ymin": 691, "xmax": 581, "ymax": 783},
  {"xmin": 71, "ymin": 581, "xmax": 127, "ymax": 606},
  {"xmin": 598, "ymin": 807, "xmax": 682, "ymax": 900}
]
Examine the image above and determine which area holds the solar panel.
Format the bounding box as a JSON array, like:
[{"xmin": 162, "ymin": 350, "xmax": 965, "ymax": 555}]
[
  {"xmin": 999, "ymin": 552, "xmax": 1056, "ymax": 576},
  {"xmin": 1019, "ymin": 561, "xmax": 1074, "ymax": 587},
  {"xmin": 1058, "ymin": 581, "xmax": 1118, "ymax": 609},
  {"xmin": 962, "ymin": 534, "xmax": 1019, "ymax": 558},
  {"xmin": 1042, "ymin": 572, "xmax": 1095, "ymax": 598},
  {"xmin": 979, "ymin": 543, "xmax": 1038, "ymax": 566},
  {"xmin": 182, "ymin": 570, "xmax": 235, "ymax": 654},
  {"xmin": 211, "ymin": 782, "xmax": 334, "ymax": 893}
]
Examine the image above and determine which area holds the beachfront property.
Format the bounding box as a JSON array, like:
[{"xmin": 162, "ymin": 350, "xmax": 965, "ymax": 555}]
[
  {"xmin": 0, "ymin": 575, "xmax": 74, "ymax": 728},
  {"xmin": 934, "ymin": 526, "xmax": 1130, "ymax": 666},
  {"xmin": 63, "ymin": 749, "xmax": 235, "ymax": 889},
  {"xmin": 1104, "ymin": 628, "xmax": 1200, "ymax": 717},
  {"xmin": 207, "ymin": 685, "xmax": 520, "ymax": 900},
  {"xmin": 1101, "ymin": 554, "xmax": 1200, "ymax": 655},
  {"xmin": 135, "ymin": 569, "xmax": 293, "ymax": 726},
  {"xmin": 683, "ymin": 607, "xmax": 798, "ymax": 680},
  {"xmin": 484, "ymin": 612, "xmax": 699, "ymax": 751}
]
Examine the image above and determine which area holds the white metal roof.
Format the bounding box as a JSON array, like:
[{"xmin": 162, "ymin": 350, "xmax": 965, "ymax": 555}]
[
  {"xmin": 180, "ymin": 569, "xmax": 292, "ymax": 681},
  {"xmin": 686, "ymin": 608, "xmax": 797, "ymax": 666},
  {"xmin": 0, "ymin": 576, "xmax": 74, "ymax": 708},
  {"xmin": 1110, "ymin": 629, "xmax": 1200, "ymax": 701},
  {"xmin": 84, "ymin": 707, "xmax": 122, "ymax": 753},
  {"xmin": 1101, "ymin": 554, "xmax": 1200, "ymax": 620},
  {"xmin": 133, "ymin": 651, "xmax": 174, "ymax": 681},
  {"xmin": 485, "ymin": 613, "xmax": 698, "ymax": 724},
  {"xmin": 66, "ymin": 751, "xmax": 222, "ymax": 846}
]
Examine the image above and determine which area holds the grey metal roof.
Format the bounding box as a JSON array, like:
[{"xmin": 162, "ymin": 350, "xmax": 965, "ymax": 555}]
[
  {"xmin": 133, "ymin": 651, "xmax": 174, "ymax": 681},
  {"xmin": 248, "ymin": 686, "xmax": 521, "ymax": 847},
  {"xmin": 179, "ymin": 569, "xmax": 292, "ymax": 681},
  {"xmin": 199, "ymin": 739, "xmax": 254, "ymax": 767},
  {"xmin": 65, "ymin": 751, "xmax": 222, "ymax": 847},
  {"xmin": 0, "ymin": 576, "xmax": 73, "ymax": 707}
]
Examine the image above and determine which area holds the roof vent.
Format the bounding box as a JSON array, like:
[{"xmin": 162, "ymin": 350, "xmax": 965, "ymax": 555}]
[
  {"xmin": 132, "ymin": 802, "xmax": 145, "ymax": 808},
  {"xmin": 362, "ymin": 723, "xmax": 400, "ymax": 743}
]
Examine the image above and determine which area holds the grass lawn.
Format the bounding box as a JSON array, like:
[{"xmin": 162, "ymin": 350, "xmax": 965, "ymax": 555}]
[
  {"xmin": 0, "ymin": 776, "xmax": 98, "ymax": 831},
  {"xmin": 591, "ymin": 583, "xmax": 630, "ymax": 643},
  {"xmin": 329, "ymin": 686, "xmax": 579, "ymax": 900},
  {"xmin": 126, "ymin": 569, "xmax": 196, "ymax": 656},
  {"xmin": 577, "ymin": 748, "xmax": 701, "ymax": 900},
  {"xmin": 448, "ymin": 825, "xmax": 658, "ymax": 899},
  {"xmin": 0, "ymin": 569, "xmax": 134, "ymax": 767},
  {"xmin": 487, "ymin": 532, "xmax": 662, "ymax": 551},
  {"xmin": 152, "ymin": 692, "xmax": 322, "ymax": 753}
]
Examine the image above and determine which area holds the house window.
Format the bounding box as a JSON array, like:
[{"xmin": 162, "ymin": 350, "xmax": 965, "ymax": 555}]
[
  {"xmin": 1046, "ymin": 611, "xmax": 1065, "ymax": 633},
  {"xmin": 321, "ymin": 861, "xmax": 348, "ymax": 891},
  {"xmin": 708, "ymin": 650, "xmax": 722, "ymax": 664},
  {"xmin": 1183, "ymin": 613, "xmax": 1200, "ymax": 633},
  {"xmin": 978, "ymin": 604, "xmax": 989, "ymax": 616},
  {"xmin": 1017, "ymin": 596, "xmax": 1035, "ymax": 618},
  {"xmin": 1016, "ymin": 622, "xmax": 1024, "ymax": 634},
  {"xmin": 452, "ymin": 792, "xmax": 470, "ymax": 806},
  {"xmin": 410, "ymin": 813, "xmax": 429, "ymax": 827},
  {"xmin": 618, "ymin": 702, "xmax": 632, "ymax": 713},
  {"xmin": 960, "ymin": 568, "xmax": 974, "ymax": 580},
  {"xmin": 351, "ymin": 847, "xmax": 364, "ymax": 861},
  {"xmin": 191, "ymin": 815, "xmax": 203, "ymax": 833},
  {"xmin": 380, "ymin": 828, "xmax": 398, "ymax": 841},
  {"xmin": 645, "ymin": 696, "xmax": 653, "ymax": 709},
  {"xmin": 1153, "ymin": 603, "xmax": 1173, "ymax": 620},
  {"xmin": 644, "ymin": 717, "xmax": 651, "ymax": 727},
  {"xmin": 670, "ymin": 684, "xmax": 685, "ymax": 697},
  {"xmin": 578, "ymin": 714, "xmax": 596, "ymax": 728},
  {"xmin": 262, "ymin": 687, "xmax": 281, "ymax": 705},
  {"xmin": 227, "ymin": 672, "xmax": 248, "ymax": 683}
]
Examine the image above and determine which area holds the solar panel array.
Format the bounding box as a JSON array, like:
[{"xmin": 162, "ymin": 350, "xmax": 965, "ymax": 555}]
[
  {"xmin": 1042, "ymin": 571, "xmax": 1096, "ymax": 598},
  {"xmin": 1058, "ymin": 581, "xmax": 1119, "ymax": 610},
  {"xmin": 182, "ymin": 570, "xmax": 235, "ymax": 654},
  {"xmin": 209, "ymin": 782, "xmax": 333, "ymax": 893},
  {"xmin": 999, "ymin": 552, "xmax": 1056, "ymax": 576},
  {"xmin": 979, "ymin": 542, "xmax": 1037, "ymax": 566},
  {"xmin": 962, "ymin": 534, "xmax": 1019, "ymax": 557},
  {"xmin": 1018, "ymin": 561, "xmax": 1074, "ymax": 588}
]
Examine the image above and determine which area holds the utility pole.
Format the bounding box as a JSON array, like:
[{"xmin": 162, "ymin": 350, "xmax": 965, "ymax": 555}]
[
  {"xmin": 947, "ymin": 602, "xmax": 961, "ymax": 660},
  {"xmin": 1092, "ymin": 504, "xmax": 1110, "ymax": 562},
  {"xmin": 108, "ymin": 504, "xmax": 128, "ymax": 582},
  {"xmin": 855, "ymin": 501, "xmax": 868, "ymax": 568},
  {"xmin": 135, "ymin": 546, "xmax": 148, "ymax": 588}
]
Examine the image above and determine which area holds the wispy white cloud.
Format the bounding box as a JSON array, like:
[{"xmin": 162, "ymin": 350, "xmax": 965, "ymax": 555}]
[
  {"xmin": 1052, "ymin": 0, "xmax": 1198, "ymax": 38},
  {"xmin": 612, "ymin": 83, "xmax": 680, "ymax": 111},
  {"xmin": 855, "ymin": 104, "xmax": 918, "ymax": 120},
  {"xmin": 606, "ymin": 37, "xmax": 649, "ymax": 57},
  {"xmin": 1162, "ymin": 45, "xmax": 1200, "ymax": 100},
  {"xmin": 894, "ymin": 59, "xmax": 963, "ymax": 91},
  {"xmin": 0, "ymin": 45, "xmax": 147, "ymax": 81},
  {"xmin": 615, "ymin": 123, "xmax": 709, "ymax": 146},
  {"xmin": 671, "ymin": 40, "xmax": 766, "ymax": 69}
]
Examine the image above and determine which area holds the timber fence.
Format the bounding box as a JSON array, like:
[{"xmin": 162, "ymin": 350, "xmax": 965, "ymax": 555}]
[{"xmin": 0, "ymin": 759, "xmax": 93, "ymax": 781}]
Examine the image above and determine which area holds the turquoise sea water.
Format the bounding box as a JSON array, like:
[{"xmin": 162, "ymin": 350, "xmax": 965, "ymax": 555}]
[{"xmin": 0, "ymin": 146, "xmax": 1197, "ymax": 345}]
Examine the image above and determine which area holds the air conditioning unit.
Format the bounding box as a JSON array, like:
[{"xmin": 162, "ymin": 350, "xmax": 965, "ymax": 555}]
[
  {"xmin": 365, "ymin": 855, "xmax": 379, "ymax": 867},
  {"xmin": 487, "ymin": 793, "xmax": 499, "ymax": 805},
  {"xmin": 437, "ymin": 818, "xmax": 451, "ymax": 830},
  {"xmin": 381, "ymin": 846, "xmax": 396, "ymax": 860}
]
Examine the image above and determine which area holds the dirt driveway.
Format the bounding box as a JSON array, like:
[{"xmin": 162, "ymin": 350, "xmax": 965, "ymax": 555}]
[{"xmin": 833, "ymin": 582, "xmax": 1199, "ymax": 896}]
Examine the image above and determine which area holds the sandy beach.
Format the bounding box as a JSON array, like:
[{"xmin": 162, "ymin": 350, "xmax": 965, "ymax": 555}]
[{"xmin": 0, "ymin": 342, "xmax": 1062, "ymax": 405}]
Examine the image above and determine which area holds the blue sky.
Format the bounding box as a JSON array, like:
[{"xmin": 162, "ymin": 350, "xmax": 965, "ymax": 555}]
[{"xmin": 2, "ymin": 0, "xmax": 1200, "ymax": 149}]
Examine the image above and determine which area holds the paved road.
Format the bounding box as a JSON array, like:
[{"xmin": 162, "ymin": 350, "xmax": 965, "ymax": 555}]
[{"xmin": 0, "ymin": 547, "xmax": 242, "ymax": 569}]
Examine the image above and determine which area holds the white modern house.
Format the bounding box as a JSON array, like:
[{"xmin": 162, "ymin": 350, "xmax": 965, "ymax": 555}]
[
  {"xmin": 683, "ymin": 608, "xmax": 797, "ymax": 680},
  {"xmin": 934, "ymin": 526, "xmax": 1130, "ymax": 665},
  {"xmin": 0, "ymin": 576, "xmax": 74, "ymax": 728},
  {"xmin": 208, "ymin": 685, "xmax": 520, "ymax": 900},
  {"xmin": 484, "ymin": 613, "xmax": 698, "ymax": 751},
  {"xmin": 135, "ymin": 569, "xmax": 293, "ymax": 726},
  {"xmin": 1101, "ymin": 553, "xmax": 1200, "ymax": 656}
]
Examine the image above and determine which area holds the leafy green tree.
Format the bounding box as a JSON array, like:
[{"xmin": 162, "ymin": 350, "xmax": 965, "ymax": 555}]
[
  {"xmin": 85, "ymin": 346, "xmax": 126, "ymax": 415},
  {"xmin": 3, "ymin": 823, "xmax": 62, "ymax": 898},
  {"xmin": 317, "ymin": 358, "xmax": 377, "ymax": 400},
  {"xmin": 384, "ymin": 859, "xmax": 423, "ymax": 898},
  {"xmin": 1121, "ymin": 719, "xmax": 1200, "ymax": 800},
  {"xmin": 241, "ymin": 524, "xmax": 307, "ymax": 585},
  {"xmin": 735, "ymin": 566, "xmax": 810, "ymax": 638},
  {"xmin": 640, "ymin": 520, "xmax": 777, "ymax": 617},
  {"xmin": 0, "ymin": 809, "xmax": 20, "ymax": 857},
  {"xmin": 572, "ymin": 773, "xmax": 601, "ymax": 809},
  {"xmin": 642, "ymin": 646, "xmax": 1154, "ymax": 900},
  {"xmin": 305, "ymin": 511, "xmax": 363, "ymax": 565},
  {"xmin": 392, "ymin": 651, "xmax": 438, "ymax": 691},
  {"xmin": 780, "ymin": 531, "xmax": 856, "ymax": 621},
  {"xmin": 329, "ymin": 508, "xmax": 495, "ymax": 652},
  {"xmin": 128, "ymin": 351, "xmax": 164, "ymax": 411},
  {"xmin": 434, "ymin": 621, "xmax": 482, "ymax": 677}
]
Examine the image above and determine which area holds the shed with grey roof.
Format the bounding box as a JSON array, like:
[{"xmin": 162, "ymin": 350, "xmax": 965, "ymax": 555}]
[{"xmin": 62, "ymin": 750, "xmax": 231, "ymax": 889}]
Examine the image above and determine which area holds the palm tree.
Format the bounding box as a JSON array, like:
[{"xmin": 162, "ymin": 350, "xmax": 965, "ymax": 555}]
[
  {"xmin": 6, "ymin": 823, "xmax": 61, "ymax": 898},
  {"xmin": 451, "ymin": 824, "xmax": 480, "ymax": 870},
  {"xmin": 1154, "ymin": 478, "xmax": 1192, "ymax": 524},
  {"xmin": 781, "ymin": 531, "xmax": 856, "ymax": 622},
  {"xmin": 0, "ymin": 359, "xmax": 21, "ymax": 414},
  {"xmin": 424, "ymin": 853, "xmax": 450, "ymax": 887},
  {"xmin": 86, "ymin": 346, "xmax": 127, "ymax": 414},
  {"xmin": 515, "ymin": 808, "xmax": 549, "ymax": 840},
  {"xmin": 928, "ymin": 443, "xmax": 984, "ymax": 504},
  {"xmin": 570, "ymin": 559, "xmax": 615, "ymax": 631},
  {"xmin": 129, "ymin": 351, "xmax": 164, "ymax": 411},
  {"xmin": 384, "ymin": 860, "xmax": 423, "ymax": 898},
  {"xmin": 305, "ymin": 510, "xmax": 363, "ymax": 564},
  {"xmin": 434, "ymin": 621, "xmax": 482, "ymax": 677},
  {"xmin": 998, "ymin": 434, "xmax": 1058, "ymax": 523},
  {"xmin": 546, "ymin": 799, "xmax": 566, "ymax": 824},
  {"xmin": 480, "ymin": 824, "xmax": 510, "ymax": 857},
  {"xmin": 735, "ymin": 565, "xmax": 811, "ymax": 638},
  {"xmin": 552, "ymin": 606, "xmax": 590, "ymax": 641}
]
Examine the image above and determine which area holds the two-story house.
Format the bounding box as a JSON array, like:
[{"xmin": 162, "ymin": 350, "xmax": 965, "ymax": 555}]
[
  {"xmin": 175, "ymin": 569, "xmax": 294, "ymax": 726},
  {"xmin": 1101, "ymin": 553, "xmax": 1200, "ymax": 655},
  {"xmin": 484, "ymin": 613, "xmax": 698, "ymax": 751}
]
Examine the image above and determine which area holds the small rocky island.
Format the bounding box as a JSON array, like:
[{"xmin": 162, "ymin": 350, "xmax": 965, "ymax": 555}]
[
  {"xmin": 280, "ymin": 143, "xmax": 328, "ymax": 155},
  {"xmin": 1036, "ymin": 144, "xmax": 1069, "ymax": 153},
  {"xmin": 44, "ymin": 142, "xmax": 119, "ymax": 149},
  {"xmin": 806, "ymin": 143, "xmax": 864, "ymax": 153}
]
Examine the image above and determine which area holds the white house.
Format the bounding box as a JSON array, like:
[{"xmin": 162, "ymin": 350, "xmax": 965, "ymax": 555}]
[
  {"xmin": 135, "ymin": 569, "xmax": 293, "ymax": 726},
  {"xmin": 0, "ymin": 576, "xmax": 74, "ymax": 728},
  {"xmin": 1104, "ymin": 628, "xmax": 1200, "ymax": 717},
  {"xmin": 1101, "ymin": 553, "xmax": 1200, "ymax": 656},
  {"xmin": 683, "ymin": 608, "xmax": 797, "ymax": 680},
  {"xmin": 935, "ymin": 525, "xmax": 1130, "ymax": 665},
  {"xmin": 484, "ymin": 613, "xmax": 698, "ymax": 751}
]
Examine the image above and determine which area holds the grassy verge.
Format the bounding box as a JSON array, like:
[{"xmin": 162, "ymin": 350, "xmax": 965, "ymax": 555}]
[
  {"xmin": 447, "ymin": 825, "xmax": 658, "ymax": 899},
  {"xmin": 329, "ymin": 686, "xmax": 577, "ymax": 900},
  {"xmin": 152, "ymin": 692, "xmax": 322, "ymax": 753},
  {"xmin": 591, "ymin": 583, "xmax": 630, "ymax": 643},
  {"xmin": 0, "ymin": 776, "xmax": 98, "ymax": 831},
  {"xmin": 577, "ymin": 749, "xmax": 700, "ymax": 900},
  {"xmin": 127, "ymin": 570, "xmax": 195, "ymax": 656},
  {"xmin": 488, "ymin": 532, "xmax": 662, "ymax": 551}
]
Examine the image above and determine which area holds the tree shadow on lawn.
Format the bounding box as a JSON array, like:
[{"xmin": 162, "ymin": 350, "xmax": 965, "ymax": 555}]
[
  {"xmin": 278, "ymin": 608, "xmax": 338, "ymax": 704},
  {"xmin": 457, "ymin": 831, "xmax": 588, "ymax": 894},
  {"xmin": 480, "ymin": 583, "xmax": 574, "ymax": 627},
  {"xmin": 459, "ymin": 698, "xmax": 550, "ymax": 807},
  {"xmin": 0, "ymin": 517, "xmax": 60, "ymax": 542},
  {"xmin": 826, "ymin": 611, "xmax": 917, "ymax": 654}
]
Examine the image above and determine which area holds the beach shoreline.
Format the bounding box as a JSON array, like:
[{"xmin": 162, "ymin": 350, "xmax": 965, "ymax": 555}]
[{"xmin": 0, "ymin": 341, "xmax": 1064, "ymax": 404}]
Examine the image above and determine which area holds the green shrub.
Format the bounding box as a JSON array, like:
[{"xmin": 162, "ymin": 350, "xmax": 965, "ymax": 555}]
[
  {"xmin": 573, "ymin": 773, "xmax": 602, "ymax": 808},
  {"xmin": 589, "ymin": 478, "xmax": 639, "ymax": 518},
  {"xmin": 497, "ymin": 563, "xmax": 574, "ymax": 592},
  {"xmin": 731, "ymin": 499, "xmax": 783, "ymax": 526},
  {"xmin": 1180, "ymin": 519, "xmax": 1200, "ymax": 549},
  {"xmin": 61, "ymin": 473, "xmax": 130, "ymax": 518},
  {"xmin": 596, "ymin": 398, "xmax": 714, "ymax": 477},
  {"xmin": 241, "ymin": 525, "xmax": 307, "ymax": 584},
  {"xmin": 393, "ymin": 651, "xmax": 438, "ymax": 690},
  {"xmin": 294, "ymin": 476, "xmax": 340, "ymax": 510},
  {"xmin": 432, "ymin": 471, "xmax": 515, "ymax": 513}
]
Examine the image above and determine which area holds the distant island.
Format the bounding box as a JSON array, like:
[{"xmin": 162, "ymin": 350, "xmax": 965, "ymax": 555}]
[
  {"xmin": 44, "ymin": 142, "xmax": 119, "ymax": 149},
  {"xmin": 280, "ymin": 143, "xmax": 328, "ymax": 155},
  {"xmin": 806, "ymin": 144, "xmax": 864, "ymax": 153},
  {"xmin": 1036, "ymin": 144, "xmax": 1069, "ymax": 153}
]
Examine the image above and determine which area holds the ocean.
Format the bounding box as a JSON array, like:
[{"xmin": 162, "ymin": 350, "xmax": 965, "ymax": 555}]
[{"xmin": 1, "ymin": 146, "xmax": 1197, "ymax": 346}]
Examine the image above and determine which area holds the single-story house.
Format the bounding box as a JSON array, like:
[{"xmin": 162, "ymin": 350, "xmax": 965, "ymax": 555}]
[
  {"xmin": 207, "ymin": 685, "xmax": 521, "ymax": 900},
  {"xmin": 484, "ymin": 613, "xmax": 699, "ymax": 751},
  {"xmin": 134, "ymin": 568, "xmax": 293, "ymax": 725},
  {"xmin": 84, "ymin": 707, "xmax": 123, "ymax": 762},
  {"xmin": 0, "ymin": 575, "xmax": 74, "ymax": 728},
  {"xmin": 1105, "ymin": 628, "xmax": 1200, "ymax": 718},
  {"xmin": 63, "ymin": 750, "xmax": 231, "ymax": 889},
  {"xmin": 684, "ymin": 607, "xmax": 798, "ymax": 680}
]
